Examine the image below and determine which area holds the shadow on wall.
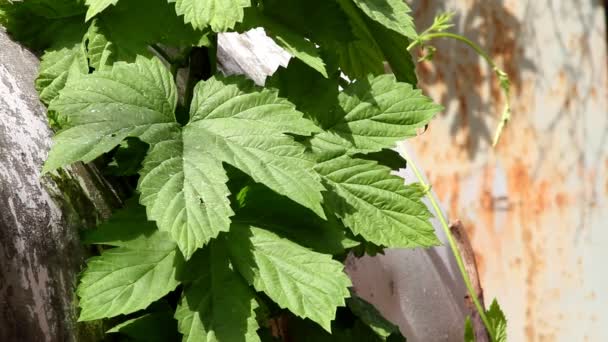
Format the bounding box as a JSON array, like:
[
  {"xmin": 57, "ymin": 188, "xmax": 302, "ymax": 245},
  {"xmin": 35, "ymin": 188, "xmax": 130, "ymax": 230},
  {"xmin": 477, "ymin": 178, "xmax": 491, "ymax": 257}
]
[{"xmin": 410, "ymin": 0, "xmax": 536, "ymax": 159}]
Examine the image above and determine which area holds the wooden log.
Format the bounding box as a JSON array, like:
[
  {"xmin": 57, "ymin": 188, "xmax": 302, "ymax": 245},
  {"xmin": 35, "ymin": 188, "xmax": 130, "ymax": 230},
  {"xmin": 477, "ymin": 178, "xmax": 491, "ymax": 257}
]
[{"xmin": 0, "ymin": 28, "xmax": 120, "ymax": 341}]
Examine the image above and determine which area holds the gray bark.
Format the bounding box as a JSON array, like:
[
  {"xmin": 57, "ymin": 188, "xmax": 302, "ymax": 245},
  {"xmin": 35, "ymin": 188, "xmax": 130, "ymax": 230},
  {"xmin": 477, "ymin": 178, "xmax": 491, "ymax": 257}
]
[{"xmin": 0, "ymin": 29, "xmax": 119, "ymax": 341}]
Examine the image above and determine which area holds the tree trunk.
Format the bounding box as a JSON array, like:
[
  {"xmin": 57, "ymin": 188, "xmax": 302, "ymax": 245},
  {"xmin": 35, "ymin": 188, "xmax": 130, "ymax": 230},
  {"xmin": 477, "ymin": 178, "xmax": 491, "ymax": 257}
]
[{"xmin": 0, "ymin": 28, "xmax": 120, "ymax": 342}]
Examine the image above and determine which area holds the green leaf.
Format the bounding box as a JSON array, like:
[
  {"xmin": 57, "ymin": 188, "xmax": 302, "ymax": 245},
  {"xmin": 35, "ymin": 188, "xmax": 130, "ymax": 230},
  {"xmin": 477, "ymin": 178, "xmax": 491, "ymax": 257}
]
[
  {"xmin": 86, "ymin": 0, "xmax": 207, "ymax": 64},
  {"xmin": 138, "ymin": 75, "xmax": 324, "ymax": 258},
  {"xmin": 137, "ymin": 130, "xmax": 233, "ymax": 259},
  {"xmin": 487, "ymin": 299, "xmax": 507, "ymax": 342},
  {"xmin": 81, "ymin": 199, "xmax": 157, "ymax": 247},
  {"xmin": 310, "ymin": 74, "xmax": 441, "ymax": 155},
  {"xmin": 36, "ymin": 38, "xmax": 88, "ymax": 105},
  {"xmin": 107, "ymin": 312, "xmax": 179, "ymax": 342},
  {"xmin": 77, "ymin": 208, "xmax": 184, "ymax": 321},
  {"xmin": 43, "ymin": 56, "xmax": 178, "ymax": 173},
  {"xmin": 260, "ymin": 0, "xmax": 354, "ymax": 45},
  {"xmin": 84, "ymin": 0, "xmax": 118, "ymax": 20},
  {"xmin": 347, "ymin": 292, "xmax": 402, "ymax": 339},
  {"xmin": 0, "ymin": 3, "xmax": 87, "ymax": 51},
  {"xmin": 105, "ymin": 137, "xmax": 149, "ymax": 176},
  {"xmin": 171, "ymin": 0, "xmax": 251, "ymax": 31},
  {"xmin": 235, "ymin": 183, "xmax": 359, "ymax": 255},
  {"xmin": 243, "ymin": 10, "xmax": 328, "ymax": 78},
  {"xmin": 464, "ymin": 316, "xmax": 475, "ymax": 342},
  {"xmin": 84, "ymin": 18, "xmax": 114, "ymax": 70},
  {"xmin": 315, "ymin": 156, "xmax": 440, "ymax": 248},
  {"xmin": 268, "ymin": 58, "xmax": 340, "ymax": 128},
  {"xmin": 351, "ymin": 0, "xmax": 417, "ymax": 40},
  {"xmin": 175, "ymin": 242, "xmax": 260, "ymax": 342},
  {"xmin": 362, "ymin": 16, "xmax": 418, "ymax": 85},
  {"xmin": 228, "ymin": 224, "xmax": 352, "ymax": 332},
  {"xmin": 332, "ymin": 0, "xmax": 417, "ymax": 84},
  {"xmin": 333, "ymin": 0, "xmax": 385, "ymax": 80}
]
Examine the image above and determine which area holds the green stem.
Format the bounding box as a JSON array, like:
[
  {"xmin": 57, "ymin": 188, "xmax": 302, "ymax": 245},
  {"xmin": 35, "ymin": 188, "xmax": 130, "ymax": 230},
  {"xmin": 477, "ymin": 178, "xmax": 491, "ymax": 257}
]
[
  {"xmin": 407, "ymin": 32, "xmax": 511, "ymax": 147},
  {"xmin": 400, "ymin": 147, "xmax": 496, "ymax": 341}
]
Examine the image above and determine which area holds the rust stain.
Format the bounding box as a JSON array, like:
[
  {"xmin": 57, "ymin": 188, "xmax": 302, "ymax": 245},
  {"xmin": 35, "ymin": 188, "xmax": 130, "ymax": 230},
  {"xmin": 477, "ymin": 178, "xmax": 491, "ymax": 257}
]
[{"xmin": 408, "ymin": 1, "xmax": 607, "ymax": 341}]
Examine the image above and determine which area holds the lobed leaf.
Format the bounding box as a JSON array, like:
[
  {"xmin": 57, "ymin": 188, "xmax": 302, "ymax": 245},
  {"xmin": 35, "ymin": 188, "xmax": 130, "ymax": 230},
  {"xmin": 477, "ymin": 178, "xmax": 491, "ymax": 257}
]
[
  {"xmin": 310, "ymin": 74, "xmax": 441, "ymax": 155},
  {"xmin": 77, "ymin": 219, "xmax": 183, "ymax": 321},
  {"xmin": 84, "ymin": 0, "xmax": 118, "ymax": 20},
  {"xmin": 171, "ymin": 0, "xmax": 251, "ymax": 31},
  {"xmin": 36, "ymin": 41, "xmax": 88, "ymax": 105},
  {"xmin": 351, "ymin": 0, "xmax": 417, "ymax": 40},
  {"xmin": 315, "ymin": 156, "xmax": 440, "ymax": 248},
  {"xmin": 44, "ymin": 56, "xmax": 178, "ymax": 173},
  {"xmin": 228, "ymin": 224, "xmax": 352, "ymax": 331},
  {"xmin": 138, "ymin": 75, "xmax": 324, "ymax": 258}
]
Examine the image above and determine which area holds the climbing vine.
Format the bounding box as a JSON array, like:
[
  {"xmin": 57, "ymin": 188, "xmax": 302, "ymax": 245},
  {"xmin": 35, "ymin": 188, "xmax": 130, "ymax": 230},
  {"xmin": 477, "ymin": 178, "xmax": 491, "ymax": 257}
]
[{"xmin": 1, "ymin": 0, "xmax": 508, "ymax": 341}]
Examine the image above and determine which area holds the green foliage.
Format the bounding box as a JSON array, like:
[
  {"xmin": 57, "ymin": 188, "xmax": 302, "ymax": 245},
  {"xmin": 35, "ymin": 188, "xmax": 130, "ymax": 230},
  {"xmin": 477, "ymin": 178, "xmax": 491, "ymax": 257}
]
[
  {"xmin": 463, "ymin": 299, "xmax": 507, "ymax": 342},
  {"xmin": 487, "ymin": 299, "xmax": 508, "ymax": 342},
  {"xmin": 0, "ymin": 0, "xmax": 509, "ymax": 340}
]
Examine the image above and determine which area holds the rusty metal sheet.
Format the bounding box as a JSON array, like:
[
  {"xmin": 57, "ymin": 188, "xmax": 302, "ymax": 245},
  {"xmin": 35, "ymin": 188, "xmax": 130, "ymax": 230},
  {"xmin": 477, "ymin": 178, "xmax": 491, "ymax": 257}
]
[{"xmin": 406, "ymin": 0, "xmax": 608, "ymax": 340}]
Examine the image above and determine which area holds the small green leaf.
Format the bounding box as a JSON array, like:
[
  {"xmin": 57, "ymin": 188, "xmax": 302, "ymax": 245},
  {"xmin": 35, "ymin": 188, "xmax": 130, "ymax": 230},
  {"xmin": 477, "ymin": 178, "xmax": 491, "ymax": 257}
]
[
  {"xmin": 84, "ymin": 0, "xmax": 118, "ymax": 21},
  {"xmin": 487, "ymin": 299, "xmax": 507, "ymax": 342},
  {"xmin": 347, "ymin": 292, "xmax": 402, "ymax": 339},
  {"xmin": 175, "ymin": 242, "xmax": 260, "ymax": 342},
  {"xmin": 36, "ymin": 40, "xmax": 88, "ymax": 105},
  {"xmin": 464, "ymin": 316, "xmax": 475, "ymax": 342},
  {"xmin": 84, "ymin": 19, "xmax": 114, "ymax": 70},
  {"xmin": 351, "ymin": 0, "xmax": 417, "ymax": 40},
  {"xmin": 107, "ymin": 312, "xmax": 179, "ymax": 342},
  {"xmin": 171, "ymin": 0, "xmax": 251, "ymax": 31},
  {"xmin": 228, "ymin": 224, "xmax": 352, "ymax": 332},
  {"xmin": 315, "ymin": 156, "xmax": 440, "ymax": 248},
  {"xmin": 44, "ymin": 56, "xmax": 178, "ymax": 173},
  {"xmin": 77, "ymin": 211, "xmax": 183, "ymax": 321}
]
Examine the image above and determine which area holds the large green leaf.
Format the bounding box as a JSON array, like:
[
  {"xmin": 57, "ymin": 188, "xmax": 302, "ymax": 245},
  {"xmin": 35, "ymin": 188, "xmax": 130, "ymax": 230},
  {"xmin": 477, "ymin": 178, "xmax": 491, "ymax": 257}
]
[
  {"xmin": 315, "ymin": 156, "xmax": 439, "ymax": 248},
  {"xmin": 0, "ymin": 2, "xmax": 86, "ymax": 51},
  {"xmin": 310, "ymin": 74, "xmax": 441, "ymax": 155},
  {"xmin": 138, "ymin": 75, "xmax": 324, "ymax": 258},
  {"xmin": 171, "ymin": 0, "xmax": 251, "ymax": 31},
  {"xmin": 175, "ymin": 242, "xmax": 260, "ymax": 342},
  {"xmin": 77, "ymin": 205, "xmax": 184, "ymax": 321},
  {"xmin": 228, "ymin": 225, "xmax": 352, "ymax": 331},
  {"xmin": 351, "ymin": 0, "xmax": 417, "ymax": 40},
  {"xmin": 43, "ymin": 56, "xmax": 179, "ymax": 173},
  {"xmin": 84, "ymin": 0, "xmax": 118, "ymax": 20},
  {"xmin": 85, "ymin": 0, "xmax": 207, "ymax": 66}
]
